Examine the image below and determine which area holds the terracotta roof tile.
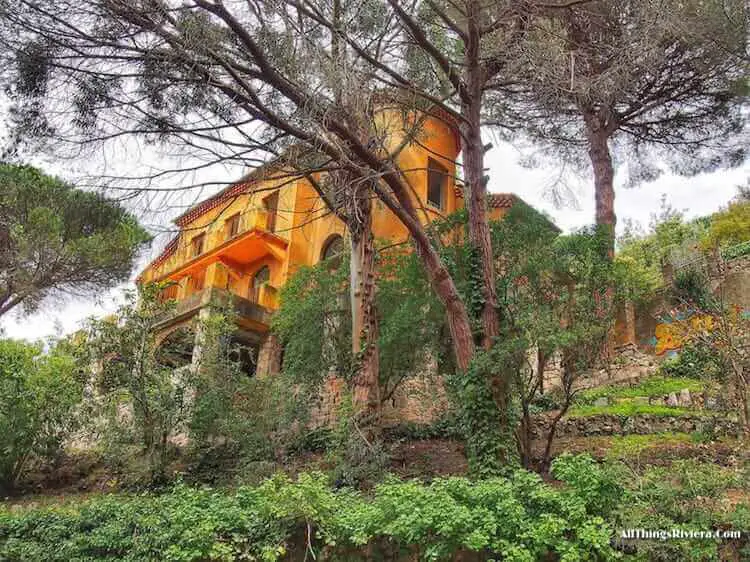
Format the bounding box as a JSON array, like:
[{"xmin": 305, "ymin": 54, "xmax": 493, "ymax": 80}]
[
  {"xmin": 487, "ymin": 193, "xmax": 515, "ymax": 208},
  {"xmin": 453, "ymin": 189, "xmax": 516, "ymax": 209}
]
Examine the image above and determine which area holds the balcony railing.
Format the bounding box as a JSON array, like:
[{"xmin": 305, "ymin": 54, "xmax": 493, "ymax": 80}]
[{"xmin": 154, "ymin": 287, "xmax": 273, "ymax": 329}]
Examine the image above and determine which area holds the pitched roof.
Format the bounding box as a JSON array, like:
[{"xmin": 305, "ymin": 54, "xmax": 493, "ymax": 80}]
[
  {"xmin": 173, "ymin": 161, "xmax": 282, "ymax": 227},
  {"xmin": 453, "ymin": 189, "xmax": 515, "ymax": 208},
  {"xmin": 487, "ymin": 193, "xmax": 516, "ymax": 208}
]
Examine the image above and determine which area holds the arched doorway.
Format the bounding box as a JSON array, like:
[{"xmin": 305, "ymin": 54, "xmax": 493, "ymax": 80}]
[{"xmin": 155, "ymin": 326, "xmax": 196, "ymax": 368}]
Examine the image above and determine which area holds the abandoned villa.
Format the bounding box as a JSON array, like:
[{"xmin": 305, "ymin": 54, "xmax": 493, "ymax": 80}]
[{"xmin": 137, "ymin": 109, "xmax": 554, "ymax": 394}]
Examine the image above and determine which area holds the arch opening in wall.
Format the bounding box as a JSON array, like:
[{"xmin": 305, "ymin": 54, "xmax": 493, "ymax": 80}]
[
  {"xmin": 155, "ymin": 326, "xmax": 195, "ymax": 368},
  {"xmin": 320, "ymin": 234, "xmax": 344, "ymax": 269}
]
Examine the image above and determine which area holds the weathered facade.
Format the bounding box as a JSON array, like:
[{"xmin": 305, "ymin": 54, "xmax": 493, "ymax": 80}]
[{"xmin": 138, "ymin": 109, "xmax": 547, "ymax": 383}]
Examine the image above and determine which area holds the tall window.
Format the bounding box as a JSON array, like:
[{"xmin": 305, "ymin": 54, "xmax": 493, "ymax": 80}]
[
  {"xmin": 320, "ymin": 234, "xmax": 344, "ymax": 269},
  {"xmin": 191, "ymin": 233, "xmax": 205, "ymax": 257},
  {"xmin": 263, "ymin": 191, "xmax": 279, "ymax": 232},
  {"xmin": 427, "ymin": 157, "xmax": 448, "ymax": 210},
  {"xmin": 190, "ymin": 270, "xmax": 205, "ymax": 292},
  {"xmin": 250, "ymin": 265, "xmax": 270, "ymax": 303},
  {"xmin": 225, "ymin": 213, "xmax": 241, "ymax": 239}
]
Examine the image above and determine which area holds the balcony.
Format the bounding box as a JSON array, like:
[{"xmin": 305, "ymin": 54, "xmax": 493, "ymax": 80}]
[
  {"xmin": 143, "ymin": 208, "xmax": 288, "ymax": 284},
  {"xmin": 154, "ymin": 287, "xmax": 273, "ymax": 331}
]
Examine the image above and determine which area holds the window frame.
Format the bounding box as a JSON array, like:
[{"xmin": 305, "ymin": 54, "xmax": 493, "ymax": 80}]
[
  {"xmin": 263, "ymin": 191, "xmax": 279, "ymax": 233},
  {"xmin": 190, "ymin": 232, "xmax": 206, "ymax": 258},
  {"xmin": 426, "ymin": 157, "xmax": 448, "ymax": 211},
  {"xmin": 225, "ymin": 213, "xmax": 241, "ymax": 240},
  {"xmin": 250, "ymin": 265, "xmax": 271, "ymax": 302},
  {"xmin": 320, "ymin": 234, "xmax": 344, "ymax": 268}
]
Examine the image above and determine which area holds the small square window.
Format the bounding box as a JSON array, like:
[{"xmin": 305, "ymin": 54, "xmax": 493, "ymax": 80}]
[
  {"xmin": 427, "ymin": 158, "xmax": 448, "ymax": 210},
  {"xmin": 225, "ymin": 213, "xmax": 241, "ymax": 239},
  {"xmin": 191, "ymin": 233, "xmax": 205, "ymax": 257}
]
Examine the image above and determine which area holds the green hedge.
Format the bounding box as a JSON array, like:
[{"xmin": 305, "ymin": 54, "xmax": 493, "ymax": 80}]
[{"xmin": 1, "ymin": 457, "xmax": 617, "ymax": 561}]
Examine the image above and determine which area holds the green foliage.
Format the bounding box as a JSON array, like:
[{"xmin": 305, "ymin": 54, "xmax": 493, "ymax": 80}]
[
  {"xmin": 0, "ymin": 163, "xmax": 150, "ymax": 316},
  {"xmin": 551, "ymin": 454, "xmax": 623, "ymax": 518},
  {"xmin": 325, "ymin": 394, "xmax": 390, "ymax": 488},
  {"xmin": 0, "ymin": 339, "xmax": 84, "ymax": 492},
  {"xmin": 0, "ymin": 459, "xmax": 619, "ymax": 561},
  {"xmin": 85, "ymin": 286, "xmax": 191, "ymax": 484},
  {"xmin": 618, "ymin": 211, "xmax": 705, "ymax": 286},
  {"xmin": 706, "ymin": 199, "xmax": 750, "ymax": 249},
  {"xmin": 611, "ymin": 460, "xmax": 750, "ymax": 561},
  {"xmin": 605, "ymin": 432, "xmax": 693, "ymax": 459},
  {"xmin": 659, "ymin": 342, "xmax": 726, "ymax": 382},
  {"xmin": 273, "ymin": 259, "xmax": 352, "ymax": 391},
  {"xmin": 567, "ymin": 402, "xmax": 701, "ymax": 418},
  {"xmin": 722, "ymin": 239, "xmax": 750, "ymax": 260},
  {"xmin": 670, "ymin": 267, "xmax": 715, "ymax": 310},
  {"xmin": 450, "ymin": 346, "xmax": 522, "ymax": 477},
  {"xmin": 575, "ymin": 376, "xmax": 705, "ymax": 406},
  {"xmin": 85, "ymin": 287, "xmax": 277, "ymax": 485},
  {"xmin": 187, "ymin": 310, "xmax": 288, "ymax": 480}
]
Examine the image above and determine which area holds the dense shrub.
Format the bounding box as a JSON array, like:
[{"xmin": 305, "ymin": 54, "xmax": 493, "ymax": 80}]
[
  {"xmin": 0, "ymin": 457, "xmax": 618, "ymax": 561},
  {"xmin": 610, "ymin": 460, "xmax": 750, "ymax": 561},
  {"xmin": 0, "ymin": 339, "xmax": 83, "ymax": 493},
  {"xmin": 660, "ymin": 342, "xmax": 726, "ymax": 382}
]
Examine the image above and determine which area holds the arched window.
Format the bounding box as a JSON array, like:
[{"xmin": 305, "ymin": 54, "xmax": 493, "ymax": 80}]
[
  {"xmin": 320, "ymin": 235, "xmax": 344, "ymax": 268},
  {"xmin": 250, "ymin": 265, "xmax": 270, "ymax": 302}
]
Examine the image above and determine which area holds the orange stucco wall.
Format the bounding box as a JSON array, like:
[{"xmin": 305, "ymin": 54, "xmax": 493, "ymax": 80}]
[{"xmin": 138, "ymin": 109, "xmax": 462, "ymax": 319}]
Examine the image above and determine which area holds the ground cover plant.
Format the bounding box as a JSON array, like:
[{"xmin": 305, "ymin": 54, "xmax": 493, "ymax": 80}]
[
  {"xmin": 0, "ymin": 456, "xmax": 617, "ymax": 562},
  {"xmin": 574, "ymin": 377, "xmax": 706, "ymax": 407}
]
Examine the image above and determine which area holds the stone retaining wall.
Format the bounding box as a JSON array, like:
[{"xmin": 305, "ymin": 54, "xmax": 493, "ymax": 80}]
[{"xmin": 530, "ymin": 413, "xmax": 741, "ymax": 439}]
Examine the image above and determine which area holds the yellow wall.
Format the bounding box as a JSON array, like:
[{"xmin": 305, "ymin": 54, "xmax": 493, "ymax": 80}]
[{"xmin": 139, "ymin": 110, "xmax": 461, "ymax": 316}]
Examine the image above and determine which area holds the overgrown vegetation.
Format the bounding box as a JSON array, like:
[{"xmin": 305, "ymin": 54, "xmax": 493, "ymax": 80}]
[
  {"xmin": 0, "ymin": 456, "xmax": 619, "ymax": 562},
  {"xmin": 567, "ymin": 403, "xmax": 700, "ymax": 419},
  {"xmin": 0, "ymin": 338, "xmax": 83, "ymax": 493},
  {"xmin": 575, "ymin": 377, "xmax": 706, "ymax": 406}
]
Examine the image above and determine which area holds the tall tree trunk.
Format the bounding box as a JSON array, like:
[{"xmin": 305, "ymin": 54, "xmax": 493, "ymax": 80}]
[
  {"xmin": 350, "ymin": 194, "xmax": 380, "ymax": 421},
  {"xmin": 374, "ymin": 168, "xmax": 476, "ymax": 371},
  {"xmin": 583, "ymin": 111, "xmax": 616, "ymax": 258},
  {"xmin": 461, "ymin": 3, "xmax": 500, "ymax": 348}
]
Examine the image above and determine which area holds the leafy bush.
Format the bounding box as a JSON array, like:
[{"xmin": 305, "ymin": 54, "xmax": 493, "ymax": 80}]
[
  {"xmin": 670, "ymin": 267, "xmax": 714, "ymax": 310},
  {"xmin": 722, "ymin": 239, "xmax": 750, "ymax": 260},
  {"xmin": 0, "ymin": 339, "xmax": 83, "ymax": 493},
  {"xmin": 611, "ymin": 460, "xmax": 750, "ymax": 561},
  {"xmin": 660, "ymin": 342, "xmax": 726, "ymax": 382},
  {"xmin": 0, "ymin": 459, "xmax": 618, "ymax": 561}
]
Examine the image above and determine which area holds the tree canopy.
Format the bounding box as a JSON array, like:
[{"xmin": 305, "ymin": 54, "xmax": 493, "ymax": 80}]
[{"xmin": 0, "ymin": 163, "xmax": 151, "ymax": 317}]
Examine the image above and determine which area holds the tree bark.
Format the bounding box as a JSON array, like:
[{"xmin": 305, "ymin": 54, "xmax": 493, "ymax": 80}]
[
  {"xmin": 350, "ymin": 196, "xmax": 380, "ymax": 421},
  {"xmin": 461, "ymin": 2, "xmax": 500, "ymax": 348},
  {"xmin": 583, "ymin": 111, "xmax": 616, "ymax": 258},
  {"xmin": 411, "ymin": 230, "xmax": 476, "ymax": 371}
]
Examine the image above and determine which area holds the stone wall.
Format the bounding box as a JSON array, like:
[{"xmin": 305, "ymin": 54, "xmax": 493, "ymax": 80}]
[
  {"xmin": 626, "ymin": 253, "xmax": 750, "ymax": 355},
  {"xmin": 530, "ymin": 413, "xmax": 741, "ymax": 439},
  {"xmin": 721, "ymin": 254, "xmax": 750, "ymax": 309}
]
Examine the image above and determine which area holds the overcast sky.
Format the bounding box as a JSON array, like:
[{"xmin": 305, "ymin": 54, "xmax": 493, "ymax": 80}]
[{"xmin": 2, "ymin": 140, "xmax": 748, "ymax": 342}]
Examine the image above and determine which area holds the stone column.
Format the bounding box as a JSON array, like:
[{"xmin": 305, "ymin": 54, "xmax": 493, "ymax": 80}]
[{"xmin": 255, "ymin": 332, "xmax": 282, "ymax": 377}]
